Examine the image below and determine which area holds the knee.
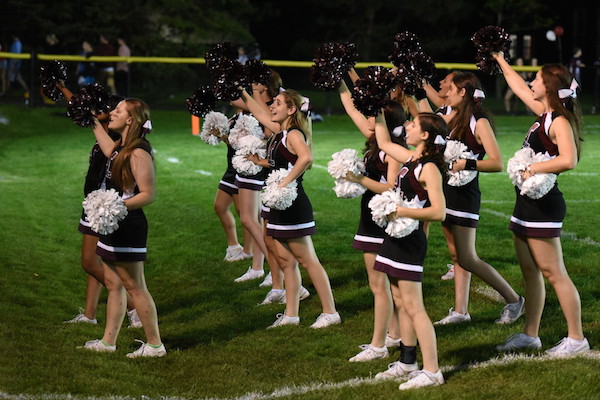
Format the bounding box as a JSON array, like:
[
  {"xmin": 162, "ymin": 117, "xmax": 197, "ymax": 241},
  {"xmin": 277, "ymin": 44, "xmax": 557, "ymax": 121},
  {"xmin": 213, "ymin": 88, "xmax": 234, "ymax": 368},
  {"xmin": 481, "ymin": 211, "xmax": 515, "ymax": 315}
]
[{"xmin": 81, "ymin": 255, "xmax": 101, "ymax": 273}]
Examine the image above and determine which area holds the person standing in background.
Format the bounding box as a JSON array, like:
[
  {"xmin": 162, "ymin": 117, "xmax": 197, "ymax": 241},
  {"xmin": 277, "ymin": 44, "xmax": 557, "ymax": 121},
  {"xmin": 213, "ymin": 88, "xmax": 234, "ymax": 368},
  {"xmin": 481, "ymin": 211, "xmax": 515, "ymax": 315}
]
[
  {"xmin": 115, "ymin": 38, "xmax": 130, "ymax": 97},
  {"xmin": 568, "ymin": 48, "xmax": 585, "ymax": 87},
  {"xmin": 7, "ymin": 34, "xmax": 29, "ymax": 103},
  {"xmin": 96, "ymin": 34, "xmax": 117, "ymax": 94}
]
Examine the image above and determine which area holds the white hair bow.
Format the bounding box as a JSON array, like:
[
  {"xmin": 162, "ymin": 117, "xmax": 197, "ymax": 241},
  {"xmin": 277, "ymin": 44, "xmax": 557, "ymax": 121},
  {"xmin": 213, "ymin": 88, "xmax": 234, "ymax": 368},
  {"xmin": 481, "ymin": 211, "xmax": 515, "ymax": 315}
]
[
  {"xmin": 300, "ymin": 96, "xmax": 310, "ymax": 113},
  {"xmin": 558, "ymin": 79, "xmax": 579, "ymax": 99},
  {"xmin": 434, "ymin": 135, "xmax": 447, "ymax": 145},
  {"xmin": 392, "ymin": 126, "xmax": 405, "ymax": 138},
  {"xmin": 142, "ymin": 120, "xmax": 153, "ymax": 137},
  {"xmin": 473, "ymin": 89, "xmax": 486, "ymax": 99}
]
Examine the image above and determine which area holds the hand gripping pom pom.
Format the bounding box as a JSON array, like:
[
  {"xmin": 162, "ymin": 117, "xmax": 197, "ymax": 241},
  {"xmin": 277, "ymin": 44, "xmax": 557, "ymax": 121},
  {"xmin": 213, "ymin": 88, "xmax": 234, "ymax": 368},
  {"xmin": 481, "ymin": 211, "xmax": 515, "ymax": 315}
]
[
  {"xmin": 352, "ymin": 66, "xmax": 396, "ymax": 117},
  {"xmin": 507, "ymin": 148, "xmax": 557, "ymax": 199},
  {"xmin": 232, "ymin": 135, "xmax": 267, "ymax": 176},
  {"xmin": 39, "ymin": 60, "xmax": 68, "ymax": 101},
  {"xmin": 262, "ymin": 168, "xmax": 298, "ymax": 210},
  {"xmin": 212, "ymin": 59, "xmax": 252, "ymax": 101},
  {"xmin": 327, "ymin": 149, "xmax": 367, "ymax": 198},
  {"xmin": 244, "ymin": 60, "xmax": 272, "ymax": 85},
  {"xmin": 82, "ymin": 189, "xmax": 128, "ymax": 235},
  {"xmin": 471, "ymin": 26, "xmax": 511, "ymax": 75},
  {"xmin": 228, "ymin": 114, "xmax": 264, "ymax": 150},
  {"xmin": 443, "ymin": 140, "xmax": 478, "ymax": 187},
  {"xmin": 66, "ymin": 84, "xmax": 111, "ymax": 127},
  {"xmin": 310, "ymin": 42, "xmax": 359, "ymax": 90},
  {"xmin": 368, "ymin": 189, "xmax": 420, "ymax": 238},
  {"xmin": 333, "ymin": 179, "xmax": 367, "ymax": 199},
  {"xmin": 186, "ymin": 86, "xmax": 217, "ymax": 117},
  {"xmin": 199, "ymin": 111, "xmax": 229, "ymax": 145}
]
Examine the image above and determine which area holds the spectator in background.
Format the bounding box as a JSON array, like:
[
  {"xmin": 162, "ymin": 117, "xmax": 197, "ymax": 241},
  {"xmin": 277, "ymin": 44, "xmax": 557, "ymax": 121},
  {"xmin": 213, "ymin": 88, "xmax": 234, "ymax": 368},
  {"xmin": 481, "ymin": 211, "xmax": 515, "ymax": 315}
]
[
  {"xmin": 7, "ymin": 34, "xmax": 29, "ymax": 103},
  {"xmin": 96, "ymin": 34, "xmax": 117, "ymax": 94},
  {"xmin": 0, "ymin": 39, "xmax": 8, "ymax": 96},
  {"xmin": 44, "ymin": 33, "xmax": 60, "ymax": 54},
  {"xmin": 569, "ymin": 47, "xmax": 585, "ymax": 87},
  {"xmin": 77, "ymin": 41, "xmax": 95, "ymax": 87},
  {"xmin": 115, "ymin": 37, "xmax": 130, "ymax": 97},
  {"xmin": 237, "ymin": 46, "xmax": 248, "ymax": 65},
  {"xmin": 592, "ymin": 57, "xmax": 600, "ymax": 114}
]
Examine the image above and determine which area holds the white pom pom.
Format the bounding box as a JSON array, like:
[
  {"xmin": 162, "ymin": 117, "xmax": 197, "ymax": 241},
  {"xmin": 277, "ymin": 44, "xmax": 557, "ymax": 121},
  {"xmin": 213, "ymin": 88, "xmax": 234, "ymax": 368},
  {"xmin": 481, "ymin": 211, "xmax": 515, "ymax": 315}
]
[
  {"xmin": 82, "ymin": 188, "xmax": 128, "ymax": 235},
  {"xmin": 232, "ymin": 135, "xmax": 267, "ymax": 176},
  {"xmin": 327, "ymin": 148, "xmax": 365, "ymax": 179},
  {"xmin": 385, "ymin": 197, "xmax": 420, "ymax": 238},
  {"xmin": 200, "ymin": 111, "xmax": 229, "ymax": 146},
  {"xmin": 444, "ymin": 140, "xmax": 478, "ymax": 187},
  {"xmin": 333, "ymin": 179, "xmax": 367, "ymax": 199},
  {"xmin": 368, "ymin": 189, "xmax": 420, "ymax": 238},
  {"xmin": 262, "ymin": 168, "xmax": 298, "ymax": 210},
  {"xmin": 229, "ymin": 114, "xmax": 264, "ymax": 150},
  {"xmin": 507, "ymin": 148, "xmax": 556, "ymax": 199}
]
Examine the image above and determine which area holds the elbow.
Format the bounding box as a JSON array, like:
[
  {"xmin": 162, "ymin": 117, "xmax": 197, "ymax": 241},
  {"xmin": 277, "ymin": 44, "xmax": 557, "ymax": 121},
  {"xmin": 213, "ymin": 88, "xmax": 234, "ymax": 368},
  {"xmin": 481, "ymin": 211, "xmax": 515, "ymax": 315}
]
[{"xmin": 434, "ymin": 209, "xmax": 446, "ymax": 222}]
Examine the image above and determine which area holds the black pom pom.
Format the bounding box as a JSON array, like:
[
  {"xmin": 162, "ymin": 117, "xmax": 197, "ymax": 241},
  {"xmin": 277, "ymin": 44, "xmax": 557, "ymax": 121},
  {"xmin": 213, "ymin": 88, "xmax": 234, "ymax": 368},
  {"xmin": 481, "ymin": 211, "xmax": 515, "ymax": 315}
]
[
  {"xmin": 39, "ymin": 60, "xmax": 68, "ymax": 101},
  {"xmin": 471, "ymin": 26, "xmax": 511, "ymax": 75},
  {"xmin": 186, "ymin": 86, "xmax": 217, "ymax": 117},
  {"xmin": 205, "ymin": 42, "xmax": 238, "ymax": 76},
  {"xmin": 212, "ymin": 59, "xmax": 251, "ymax": 101},
  {"xmin": 351, "ymin": 66, "xmax": 396, "ymax": 117},
  {"xmin": 310, "ymin": 42, "xmax": 359, "ymax": 90},
  {"xmin": 244, "ymin": 59, "xmax": 271, "ymax": 85},
  {"xmin": 66, "ymin": 83, "xmax": 111, "ymax": 127},
  {"xmin": 388, "ymin": 31, "xmax": 436, "ymax": 91}
]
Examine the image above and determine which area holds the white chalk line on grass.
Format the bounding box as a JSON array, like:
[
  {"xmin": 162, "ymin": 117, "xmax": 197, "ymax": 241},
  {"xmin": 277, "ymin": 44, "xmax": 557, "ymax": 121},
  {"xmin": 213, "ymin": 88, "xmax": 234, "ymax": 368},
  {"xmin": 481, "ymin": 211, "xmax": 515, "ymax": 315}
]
[
  {"xmin": 481, "ymin": 208, "xmax": 600, "ymax": 247},
  {"xmin": 2, "ymin": 351, "xmax": 599, "ymax": 400}
]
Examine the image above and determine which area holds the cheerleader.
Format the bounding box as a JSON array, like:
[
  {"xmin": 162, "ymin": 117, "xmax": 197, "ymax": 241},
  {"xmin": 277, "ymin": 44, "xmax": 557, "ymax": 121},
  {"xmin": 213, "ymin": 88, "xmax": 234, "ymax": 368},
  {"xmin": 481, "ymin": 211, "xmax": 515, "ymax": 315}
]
[
  {"xmin": 493, "ymin": 53, "xmax": 589, "ymax": 355},
  {"xmin": 58, "ymin": 82, "xmax": 141, "ymax": 328},
  {"xmin": 80, "ymin": 98, "xmax": 165, "ymax": 357},
  {"xmin": 242, "ymin": 88, "xmax": 340, "ymax": 329},
  {"xmin": 372, "ymin": 112, "xmax": 447, "ymax": 389},
  {"xmin": 434, "ymin": 72, "xmax": 524, "ymax": 326},
  {"xmin": 337, "ymin": 78, "xmax": 405, "ymax": 361}
]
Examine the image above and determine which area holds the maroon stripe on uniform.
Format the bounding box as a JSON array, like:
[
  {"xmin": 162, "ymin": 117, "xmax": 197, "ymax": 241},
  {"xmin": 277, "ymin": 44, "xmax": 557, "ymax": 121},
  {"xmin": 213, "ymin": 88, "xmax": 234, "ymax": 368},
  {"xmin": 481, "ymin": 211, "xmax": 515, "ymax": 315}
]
[{"xmin": 508, "ymin": 222, "xmax": 561, "ymax": 238}]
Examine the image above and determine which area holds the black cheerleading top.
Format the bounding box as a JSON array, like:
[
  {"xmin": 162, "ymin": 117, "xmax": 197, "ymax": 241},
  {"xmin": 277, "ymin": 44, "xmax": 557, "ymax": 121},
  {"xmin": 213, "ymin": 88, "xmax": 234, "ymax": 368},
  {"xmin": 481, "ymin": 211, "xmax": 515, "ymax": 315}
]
[{"xmin": 508, "ymin": 112, "xmax": 565, "ymax": 238}]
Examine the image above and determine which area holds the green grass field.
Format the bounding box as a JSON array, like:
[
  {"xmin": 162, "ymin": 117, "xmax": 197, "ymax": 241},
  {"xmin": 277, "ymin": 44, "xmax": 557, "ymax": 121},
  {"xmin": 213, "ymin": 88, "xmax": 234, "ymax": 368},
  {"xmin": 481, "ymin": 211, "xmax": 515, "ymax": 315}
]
[{"xmin": 0, "ymin": 103, "xmax": 599, "ymax": 399}]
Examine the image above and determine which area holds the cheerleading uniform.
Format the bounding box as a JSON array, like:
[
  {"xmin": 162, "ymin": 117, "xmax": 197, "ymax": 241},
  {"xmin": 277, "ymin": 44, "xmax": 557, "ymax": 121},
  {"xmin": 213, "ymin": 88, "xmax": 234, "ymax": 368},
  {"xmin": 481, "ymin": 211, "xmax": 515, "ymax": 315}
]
[
  {"xmin": 217, "ymin": 142, "xmax": 239, "ymax": 195},
  {"xmin": 352, "ymin": 150, "xmax": 388, "ymax": 252},
  {"xmin": 509, "ymin": 112, "xmax": 564, "ymax": 238},
  {"xmin": 96, "ymin": 140, "xmax": 153, "ymax": 261},
  {"xmin": 374, "ymin": 158, "xmax": 430, "ymax": 282},
  {"xmin": 443, "ymin": 113, "xmax": 487, "ymax": 228},
  {"xmin": 265, "ymin": 129, "xmax": 317, "ymax": 239},
  {"xmin": 78, "ymin": 133, "xmax": 119, "ymax": 236}
]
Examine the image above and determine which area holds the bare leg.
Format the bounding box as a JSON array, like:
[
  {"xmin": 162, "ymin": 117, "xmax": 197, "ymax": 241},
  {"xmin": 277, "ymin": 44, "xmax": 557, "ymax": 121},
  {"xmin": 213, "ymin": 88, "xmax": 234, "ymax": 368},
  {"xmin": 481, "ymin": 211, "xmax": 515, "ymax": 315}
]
[
  {"xmin": 264, "ymin": 220, "xmax": 284, "ymax": 290},
  {"xmin": 364, "ymin": 252, "xmax": 392, "ymax": 348},
  {"xmin": 214, "ymin": 189, "xmax": 239, "ymax": 246},
  {"xmin": 442, "ymin": 224, "xmax": 470, "ymax": 314},
  {"xmin": 81, "ymin": 234, "xmax": 104, "ymax": 320},
  {"xmin": 238, "ymin": 188, "xmax": 268, "ymax": 269}
]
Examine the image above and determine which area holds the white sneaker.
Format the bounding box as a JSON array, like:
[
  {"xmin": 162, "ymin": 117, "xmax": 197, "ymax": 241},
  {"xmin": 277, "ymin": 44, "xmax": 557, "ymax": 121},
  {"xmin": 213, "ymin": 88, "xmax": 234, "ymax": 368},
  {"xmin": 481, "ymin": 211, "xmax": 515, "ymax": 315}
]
[
  {"xmin": 441, "ymin": 264, "xmax": 454, "ymax": 280},
  {"xmin": 546, "ymin": 337, "xmax": 590, "ymax": 357},
  {"xmin": 385, "ymin": 335, "xmax": 401, "ymax": 348},
  {"xmin": 259, "ymin": 271, "xmax": 273, "ymax": 287},
  {"xmin": 267, "ymin": 313, "xmax": 300, "ymax": 329},
  {"xmin": 374, "ymin": 361, "xmax": 418, "ymax": 380},
  {"xmin": 234, "ymin": 267, "xmax": 264, "ymax": 282},
  {"xmin": 78, "ymin": 339, "xmax": 116, "ymax": 352},
  {"xmin": 495, "ymin": 296, "xmax": 525, "ymax": 324},
  {"xmin": 64, "ymin": 309, "xmax": 97, "ymax": 324},
  {"xmin": 399, "ymin": 369, "xmax": 445, "ymax": 390},
  {"xmin": 310, "ymin": 312, "xmax": 341, "ymax": 329},
  {"xmin": 349, "ymin": 344, "xmax": 388, "ymax": 362},
  {"xmin": 496, "ymin": 333, "xmax": 542, "ymax": 352},
  {"xmin": 127, "ymin": 308, "xmax": 143, "ymax": 328},
  {"xmin": 434, "ymin": 308, "xmax": 471, "ymax": 325},
  {"xmin": 259, "ymin": 289, "xmax": 286, "ymax": 305},
  {"xmin": 126, "ymin": 340, "xmax": 167, "ymax": 358},
  {"xmin": 224, "ymin": 244, "xmax": 244, "ymax": 261},
  {"xmin": 299, "ymin": 286, "xmax": 310, "ymax": 301},
  {"xmin": 229, "ymin": 251, "xmax": 253, "ymax": 262}
]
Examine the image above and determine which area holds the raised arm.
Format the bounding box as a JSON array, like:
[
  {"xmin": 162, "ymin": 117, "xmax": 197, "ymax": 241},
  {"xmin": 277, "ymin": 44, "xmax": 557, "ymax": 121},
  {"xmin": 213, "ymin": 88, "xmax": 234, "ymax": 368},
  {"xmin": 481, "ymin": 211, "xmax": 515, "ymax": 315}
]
[
  {"xmin": 92, "ymin": 118, "xmax": 118, "ymax": 157},
  {"xmin": 240, "ymin": 89, "xmax": 280, "ymax": 134},
  {"xmin": 338, "ymin": 79, "xmax": 371, "ymax": 137},
  {"xmin": 125, "ymin": 148, "xmax": 156, "ymax": 210},
  {"xmin": 493, "ymin": 52, "xmax": 544, "ymax": 116},
  {"xmin": 374, "ymin": 112, "xmax": 414, "ymax": 163}
]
